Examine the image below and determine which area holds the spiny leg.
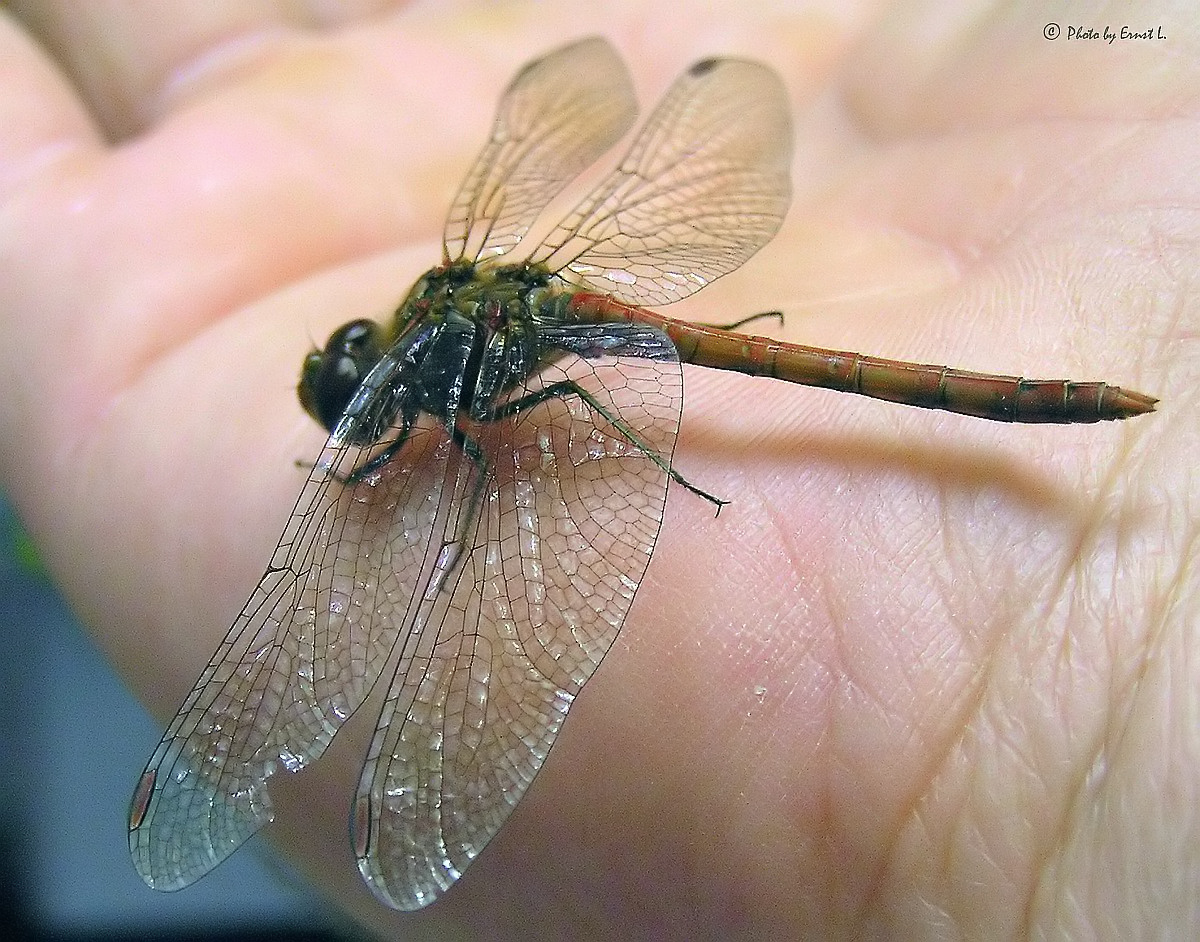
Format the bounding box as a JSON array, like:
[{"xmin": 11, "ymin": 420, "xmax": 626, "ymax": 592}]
[
  {"xmin": 343, "ymin": 415, "xmax": 417, "ymax": 484},
  {"xmin": 293, "ymin": 417, "xmax": 415, "ymax": 484},
  {"xmin": 484, "ymin": 379, "xmax": 729, "ymax": 512},
  {"xmin": 401, "ymin": 425, "xmax": 492, "ymax": 597},
  {"xmin": 447, "ymin": 424, "xmax": 493, "ymax": 547}
]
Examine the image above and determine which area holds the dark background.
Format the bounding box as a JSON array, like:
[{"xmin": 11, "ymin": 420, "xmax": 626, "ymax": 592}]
[{"xmin": 0, "ymin": 495, "xmax": 352, "ymax": 941}]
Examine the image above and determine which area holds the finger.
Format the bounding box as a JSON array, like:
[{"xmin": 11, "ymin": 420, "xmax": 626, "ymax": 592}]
[
  {"xmin": 0, "ymin": 10, "xmax": 101, "ymax": 198},
  {"xmin": 2, "ymin": 30, "xmax": 448, "ymax": 428},
  {"xmin": 6, "ymin": 0, "xmax": 403, "ymax": 138}
]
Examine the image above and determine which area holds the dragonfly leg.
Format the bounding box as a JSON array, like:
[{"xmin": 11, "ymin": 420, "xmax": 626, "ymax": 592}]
[
  {"xmin": 448, "ymin": 424, "xmax": 492, "ymax": 543},
  {"xmin": 306, "ymin": 411, "xmax": 416, "ymax": 485},
  {"xmin": 293, "ymin": 442, "xmax": 412, "ymax": 486},
  {"xmin": 343, "ymin": 419, "xmax": 416, "ymax": 484},
  {"xmin": 484, "ymin": 380, "xmax": 730, "ymax": 513},
  {"xmin": 710, "ymin": 310, "xmax": 784, "ymax": 332}
]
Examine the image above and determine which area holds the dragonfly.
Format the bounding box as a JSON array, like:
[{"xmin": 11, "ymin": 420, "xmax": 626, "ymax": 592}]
[{"xmin": 128, "ymin": 36, "xmax": 1156, "ymax": 912}]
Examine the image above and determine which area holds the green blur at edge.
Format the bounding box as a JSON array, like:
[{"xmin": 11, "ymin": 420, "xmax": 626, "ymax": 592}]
[{"xmin": 3, "ymin": 496, "xmax": 47, "ymax": 579}]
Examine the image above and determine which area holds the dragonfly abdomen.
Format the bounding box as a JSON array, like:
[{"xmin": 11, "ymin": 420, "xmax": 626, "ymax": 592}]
[{"xmin": 570, "ymin": 293, "xmax": 1155, "ymax": 423}]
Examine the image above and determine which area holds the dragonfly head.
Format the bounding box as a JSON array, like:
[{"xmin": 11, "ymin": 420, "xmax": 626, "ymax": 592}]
[{"xmin": 298, "ymin": 319, "xmax": 385, "ymax": 432}]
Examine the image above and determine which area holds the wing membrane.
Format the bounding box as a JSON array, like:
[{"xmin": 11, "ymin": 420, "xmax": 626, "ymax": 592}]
[
  {"xmin": 128, "ymin": 328, "xmax": 474, "ymax": 891},
  {"xmin": 443, "ymin": 37, "xmax": 636, "ymax": 263},
  {"xmin": 353, "ymin": 323, "xmax": 682, "ymax": 909},
  {"xmin": 530, "ymin": 57, "xmax": 793, "ymax": 306}
]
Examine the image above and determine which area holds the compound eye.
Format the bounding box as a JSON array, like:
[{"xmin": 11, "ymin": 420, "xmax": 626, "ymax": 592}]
[
  {"xmin": 338, "ymin": 319, "xmax": 377, "ymax": 353},
  {"xmin": 297, "ymin": 320, "xmax": 383, "ymax": 431}
]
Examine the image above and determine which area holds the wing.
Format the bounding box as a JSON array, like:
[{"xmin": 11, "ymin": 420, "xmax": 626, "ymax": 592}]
[
  {"xmin": 529, "ymin": 56, "xmax": 793, "ymax": 306},
  {"xmin": 443, "ymin": 36, "xmax": 636, "ymax": 264},
  {"xmin": 128, "ymin": 322, "xmax": 475, "ymax": 891},
  {"xmin": 352, "ymin": 322, "xmax": 682, "ymax": 909}
]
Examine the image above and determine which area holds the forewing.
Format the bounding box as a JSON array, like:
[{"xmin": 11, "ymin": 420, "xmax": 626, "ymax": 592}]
[
  {"xmin": 530, "ymin": 57, "xmax": 793, "ymax": 306},
  {"xmin": 443, "ymin": 37, "xmax": 636, "ymax": 263},
  {"xmin": 129, "ymin": 328, "xmax": 474, "ymax": 891},
  {"xmin": 353, "ymin": 323, "xmax": 682, "ymax": 910}
]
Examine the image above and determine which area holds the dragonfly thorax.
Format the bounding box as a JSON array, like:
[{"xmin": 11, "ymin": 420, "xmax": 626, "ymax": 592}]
[{"xmin": 298, "ymin": 260, "xmax": 570, "ymax": 444}]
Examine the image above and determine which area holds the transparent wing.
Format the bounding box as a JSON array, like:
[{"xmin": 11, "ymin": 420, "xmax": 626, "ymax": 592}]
[
  {"xmin": 529, "ymin": 56, "xmax": 793, "ymax": 306},
  {"xmin": 352, "ymin": 323, "xmax": 682, "ymax": 910},
  {"xmin": 128, "ymin": 324, "xmax": 475, "ymax": 891},
  {"xmin": 443, "ymin": 37, "xmax": 636, "ymax": 264}
]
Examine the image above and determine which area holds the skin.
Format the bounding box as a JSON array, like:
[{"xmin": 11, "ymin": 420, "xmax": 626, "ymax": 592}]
[{"xmin": 0, "ymin": 1, "xmax": 1194, "ymax": 939}]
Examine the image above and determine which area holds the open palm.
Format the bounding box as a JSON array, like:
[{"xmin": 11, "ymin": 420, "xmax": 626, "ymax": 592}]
[{"xmin": 0, "ymin": 3, "xmax": 1192, "ymax": 940}]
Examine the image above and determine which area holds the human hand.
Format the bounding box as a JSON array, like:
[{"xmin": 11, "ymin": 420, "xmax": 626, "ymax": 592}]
[{"xmin": 0, "ymin": 2, "xmax": 1191, "ymax": 939}]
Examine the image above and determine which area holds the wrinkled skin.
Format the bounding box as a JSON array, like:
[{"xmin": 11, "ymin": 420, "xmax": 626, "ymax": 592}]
[{"xmin": 0, "ymin": 2, "xmax": 1195, "ymax": 939}]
